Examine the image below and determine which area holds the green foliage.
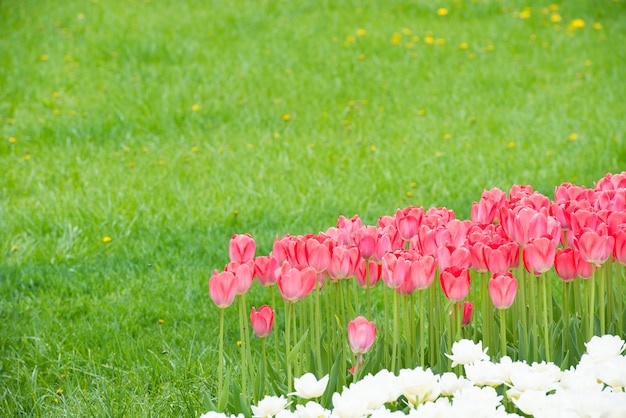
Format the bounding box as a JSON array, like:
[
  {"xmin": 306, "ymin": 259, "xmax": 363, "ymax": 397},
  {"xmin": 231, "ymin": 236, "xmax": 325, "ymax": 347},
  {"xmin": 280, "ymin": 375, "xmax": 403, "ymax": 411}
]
[{"xmin": 1, "ymin": 0, "xmax": 625, "ymax": 415}]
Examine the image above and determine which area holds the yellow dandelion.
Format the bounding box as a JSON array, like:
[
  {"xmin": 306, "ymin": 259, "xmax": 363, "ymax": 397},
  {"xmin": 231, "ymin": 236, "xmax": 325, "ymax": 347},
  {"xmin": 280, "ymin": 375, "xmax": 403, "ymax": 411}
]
[
  {"xmin": 437, "ymin": 8, "xmax": 448, "ymax": 16},
  {"xmin": 546, "ymin": 150, "xmax": 554, "ymax": 156},
  {"xmin": 9, "ymin": 137, "xmax": 16, "ymax": 143},
  {"xmin": 402, "ymin": 28, "xmax": 411, "ymax": 35},
  {"xmin": 22, "ymin": 155, "xmax": 31, "ymax": 161},
  {"xmin": 7, "ymin": 118, "xmax": 15, "ymax": 124},
  {"xmin": 435, "ymin": 151, "xmax": 443, "ymax": 157},
  {"xmin": 159, "ymin": 159, "xmax": 165, "ymax": 165},
  {"xmin": 40, "ymin": 54, "xmax": 48, "ymax": 62},
  {"xmin": 124, "ymin": 146, "xmax": 130, "ymax": 152},
  {"xmin": 191, "ymin": 146, "xmax": 199, "ymax": 153},
  {"xmin": 424, "ymin": 36, "xmax": 434, "ymax": 44},
  {"xmin": 436, "ymin": 38, "xmax": 445, "ymax": 45},
  {"xmin": 128, "ymin": 161, "xmax": 135, "ymax": 168},
  {"xmin": 584, "ymin": 60, "xmax": 592, "ymax": 66},
  {"xmin": 370, "ymin": 145, "xmax": 377, "ymax": 152},
  {"xmin": 64, "ymin": 55, "xmax": 72, "ymax": 62},
  {"xmin": 158, "ymin": 319, "xmax": 164, "ymax": 325},
  {"xmin": 406, "ymin": 191, "xmax": 413, "ymax": 197},
  {"xmin": 191, "ymin": 104, "xmax": 200, "ymax": 112},
  {"xmin": 410, "ymin": 35, "xmax": 419, "ymax": 42},
  {"xmin": 568, "ymin": 19, "xmax": 585, "ymax": 30},
  {"xmin": 418, "ymin": 109, "xmax": 426, "ymax": 116},
  {"xmin": 141, "ymin": 147, "xmax": 148, "ymax": 153},
  {"xmin": 53, "ymin": 91, "xmax": 61, "ymax": 98},
  {"xmin": 568, "ymin": 133, "xmax": 578, "ymax": 141},
  {"xmin": 549, "ymin": 4, "xmax": 559, "ymax": 12},
  {"xmin": 282, "ymin": 114, "xmax": 291, "ymax": 121},
  {"xmin": 391, "ymin": 32, "xmax": 402, "ymax": 45},
  {"xmin": 56, "ymin": 388, "xmax": 63, "ymax": 396},
  {"xmin": 410, "ymin": 182, "xmax": 417, "ymax": 188},
  {"xmin": 102, "ymin": 236, "xmax": 112, "ymax": 243},
  {"xmin": 405, "ymin": 42, "xmax": 414, "ymax": 49},
  {"xmin": 551, "ymin": 14, "xmax": 561, "ymax": 23},
  {"xmin": 356, "ymin": 28, "xmax": 366, "ymax": 36},
  {"xmin": 284, "ymin": 68, "xmax": 292, "ymax": 75},
  {"xmin": 519, "ymin": 8, "xmax": 531, "ymax": 19},
  {"xmin": 459, "ymin": 42, "xmax": 468, "ymax": 50},
  {"xmin": 342, "ymin": 119, "xmax": 350, "ymax": 126},
  {"xmin": 486, "ymin": 44, "xmax": 495, "ymax": 51},
  {"xmin": 508, "ymin": 141, "xmax": 516, "ymax": 148},
  {"xmin": 361, "ymin": 99, "xmax": 368, "ymax": 105},
  {"xmin": 358, "ymin": 53, "xmax": 366, "ymax": 60},
  {"xmin": 11, "ymin": 245, "xmax": 17, "ymax": 251},
  {"xmin": 77, "ymin": 12, "xmax": 85, "ymax": 20},
  {"xmin": 236, "ymin": 341, "xmax": 242, "ymax": 347},
  {"xmin": 273, "ymin": 97, "xmax": 282, "ymax": 104},
  {"xmin": 443, "ymin": 133, "xmax": 452, "ymax": 140},
  {"xmin": 247, "ymin": 143, "xmax": 253, "ymax": 149},
  {"xmin": 273, "ymin": 132, "xmax": 281, "ymax": 139},
  {"xmin": 53, "ymin": 109, "xmax": 61, "ymax": 115},
  {"xmin": 593, "ymin": 22, "xmax": 602, "ymax": 30}
]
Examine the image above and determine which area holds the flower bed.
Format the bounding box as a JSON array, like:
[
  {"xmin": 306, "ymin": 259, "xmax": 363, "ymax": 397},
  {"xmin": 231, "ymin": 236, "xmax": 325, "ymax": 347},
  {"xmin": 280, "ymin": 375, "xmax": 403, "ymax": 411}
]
[{"xmin": 205, "ymin": 172, "xmax": 626, "ymax": 416}]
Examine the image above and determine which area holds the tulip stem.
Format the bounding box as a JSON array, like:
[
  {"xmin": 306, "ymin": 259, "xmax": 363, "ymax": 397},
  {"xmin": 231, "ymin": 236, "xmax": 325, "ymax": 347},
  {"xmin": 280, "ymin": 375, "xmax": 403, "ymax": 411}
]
[
  {"xmin": 517, "ymin": 256, "xmax": 528, "ymax": 361},
  {"xmin": 588, "ymin": 267, "xmax": 596, "ymax": 342},
  {"xmin": 598, "ymin": 264, "xmax": 605, "ymax": 335},
  {"xmin": 419, "ymin": 290, "xmax": 425, "ymax": 366},
  {"xmin": 499, "ymin": 308, "xmax": 506, "ymax": 358},
  {"xmin": 218, "ymin": 308, "xmax": 225, "ymax": 408},
  {"xmin": 540, "ymin": 274, "xmax": 550, "ymax": 362},
  {"xmin": 391, "ymin": 290, "xmax": 399, "ymax": 374},
  {"xmin": 285, "ymin": 301, "xmax": 293, "ymax": 395},
  {"xmin": 618, "ymin": 264, "xmax": 624, "ymax": 334},
  {"xmin": 315, "ymin": 280, "xmax": 323, "ymax": 375},
  {"xmin": 238, "ymin": 295, "xmax": 248, "ymax": 400},
  {"xmin": 563, "ymin": 281, "xmax": 570, "ymax": 359},
  {"xmin": 366, "ymin": 262, "xmax": 372, "ymax": 320}
]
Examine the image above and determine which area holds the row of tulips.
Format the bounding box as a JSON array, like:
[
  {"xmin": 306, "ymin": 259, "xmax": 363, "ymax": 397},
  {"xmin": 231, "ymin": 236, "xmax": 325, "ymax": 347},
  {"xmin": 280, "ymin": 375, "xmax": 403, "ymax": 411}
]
[{"xmin": 208, "ymin": 172, "xmax": 626, "ymax": 415}]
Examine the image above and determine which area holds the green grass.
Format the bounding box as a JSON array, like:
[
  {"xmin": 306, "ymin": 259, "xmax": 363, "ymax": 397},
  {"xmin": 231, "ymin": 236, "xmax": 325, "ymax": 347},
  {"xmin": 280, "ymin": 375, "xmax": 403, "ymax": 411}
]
[{"xmin": 1, "ymin": 0, "xmax": 625, "ymax": 415}]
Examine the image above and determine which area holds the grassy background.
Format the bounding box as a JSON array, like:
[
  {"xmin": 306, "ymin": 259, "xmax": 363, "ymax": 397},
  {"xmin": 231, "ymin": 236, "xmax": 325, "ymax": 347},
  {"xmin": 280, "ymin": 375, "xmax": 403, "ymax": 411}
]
[{"xmin": 1, "ymin": 0, "xmax": 625, "ymax": 415}]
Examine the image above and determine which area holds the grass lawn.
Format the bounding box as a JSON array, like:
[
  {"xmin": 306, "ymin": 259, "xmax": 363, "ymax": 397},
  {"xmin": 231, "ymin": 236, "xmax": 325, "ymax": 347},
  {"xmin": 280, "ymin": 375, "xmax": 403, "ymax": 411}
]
[{"xmin": 1, "ymin": 0, "xmax": 625, "ymax": 415}]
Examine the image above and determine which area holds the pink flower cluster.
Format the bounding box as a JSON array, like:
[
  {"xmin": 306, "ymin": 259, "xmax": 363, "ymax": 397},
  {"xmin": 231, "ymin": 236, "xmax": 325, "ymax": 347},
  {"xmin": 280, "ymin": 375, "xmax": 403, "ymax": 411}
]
[{"xmin": 209, "ymin": 171, "xmax": 626, "ymax": 322}]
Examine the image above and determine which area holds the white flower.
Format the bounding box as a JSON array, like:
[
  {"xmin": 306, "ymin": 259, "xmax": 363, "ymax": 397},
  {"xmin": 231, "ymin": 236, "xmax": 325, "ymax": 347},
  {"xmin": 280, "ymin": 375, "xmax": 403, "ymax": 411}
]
[
  {"xmin": 331, "ymin": 387, "xmax": 370, "ymax": 418},
  {"xmin": 584, "ymin": 334, "xmax": 626, "ymax": 363},
  {"xmin": 452, "ymin": 386, "xmax": 502, "ymax": 413},
  {"xmin": 445, "ymin": 339, "xmax": 489, "ymax": 367},
  {"xmin": 352, "ymin": 371, "xmax": 399, "ymax": 409},
  {"xmin": 292, "ymin": 373, "xmax": 330, "ymax": 399},
  {"xmin": 464, "ymin": 360, "xmax": 507, "ymax": 387},
  {"xmin": 510, "ymin": 389, "xmax": 549, "ymax": 415},
  {"xmin": 251, "ymin": 395, "xmax": 289, "ymax": 418},
  {"xmin": 595, "ymin": 355, "xmax": 626, "ymax": 389},
  {"xmin": 295, "ymin": 401, "xmax": 330, "ymax": 418},
  {"xmin": 439, "ymin": 372, "xmax": 473, "ymax": 396},
  {"xmin": 398, "ymin": 367, "xmax": 441, "ymax": 406}
]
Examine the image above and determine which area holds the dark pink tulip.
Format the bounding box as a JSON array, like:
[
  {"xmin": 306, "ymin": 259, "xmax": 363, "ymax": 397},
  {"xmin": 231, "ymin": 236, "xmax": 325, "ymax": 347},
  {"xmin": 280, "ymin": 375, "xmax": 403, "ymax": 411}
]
[
  {"xmin": 614, "ymin": 227, "xmax": 626, "ymax": 265},
  {"xmin": 348, "ymin": 316, "xmax": 376, "ymax": 355},
  {"xmin": 570, "ymin": 209, "xmax": 598, "ymax": 237},
  {"xmin": 327, "ymin": 245, "xmax": 360, "ymax": 280},
  {"xmin": 484, "ymin": 241, "xmax": 519, "ymax": 274},
  {"xmin": 461, "ymin": 301, "xmax": 474, "ymax": 327},
  {"xmin": 575, "ymin": 226, "xmax": 615, "ymax": 266},
  {"xmin": 229, "ymin": 233, "xmax": 256, "ymax": 263},
  {"xmin": 276, "ymin": 261, "xmax": 317, "ymax": 302},
  {"xmin": 355, "ymin": 225, "xmax": 379, "ymax": 259},
  {"xmin": 410, "ymin": 224, "xmax": 438, "ymax": 256},
  {"xmin": 469, "ymin": 242, "xmax": 489, "ymax": 272},
  {"xmin": 225, "ymin": 260, "xmax": 255, "ymax": 295},
  {"xmin": 439, "ymin": 266, "xmax": 471, "ymax": 302},
  {"xmin": 209, "ymin": 270, "xmax": 238, "ymax": 309},
  {"xmin": 471, "ymin": 187, "xmax": 507, "ymax": 224},
  {"xmin": 272, "ymin": 234, "xmax": 292, "ymax": 265},
  {"xmin": 355, "ymin": 259, "xmax": 382, "ymax": 289},
  {"xmin": 250, "ymin": 305, "xmax": 274, "ymax": 338},
  {"xmin": 488, "ymin": 272, "xmax": 518, "ymax": 309},
  {"xmin": 254, "ymin": 255, "xmax": 279, "ymax": 286},
  {"xmin": 607, "ymin": 211, "xmax": 626, "ymax": 235},
  {"xmin": 523, "ymin": 236, "xmax": 558, "ymax": 276},
  {"xmin": 554, "ymin": 248, "xmax": 578, "ymax": 282}
]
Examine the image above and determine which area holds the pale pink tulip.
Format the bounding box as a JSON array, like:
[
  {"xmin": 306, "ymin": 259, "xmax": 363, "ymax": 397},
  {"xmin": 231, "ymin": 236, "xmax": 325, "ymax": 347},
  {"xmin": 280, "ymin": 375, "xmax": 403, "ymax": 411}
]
[
  {"xmin": 348, "ymin": 316, "xmax": 376, "ymax": 355},
  {"xmin": 327, "ymin": 245, "xmax": 360, "ymax": 280},
  {"xmin": 523, "ymin": 236, "xmax": 558, "ymax": 276},
  {"xmin": 488, "ymin": 272, "xmax": 518, "ymax": 309},
  {"xmin": 575, "ymin": 226, "xmax": 615, "ymax": 266},
  {"xmin": 229, "ymin": 233, "xmax": 256, "ymax": 263},
  {"xmin": 276, "ymin": 261, "xmax": 317, "ymax": 302},
  {"xmin": 254, "ymin": 255, "xmax": 279, "ymax": 286},
  {"xmin": 250, "ymin": 305, "xmax": 274, "ymax": 338},
  {"xmin": 209, "ymin": 270, "xmax": 238, "ymax": 308}
]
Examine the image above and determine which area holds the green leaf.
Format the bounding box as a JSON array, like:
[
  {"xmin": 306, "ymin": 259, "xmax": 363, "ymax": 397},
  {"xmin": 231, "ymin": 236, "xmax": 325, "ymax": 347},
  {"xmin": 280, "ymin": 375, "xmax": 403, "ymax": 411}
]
[
  {"xmin": 218, "ymin": 371, "xmax": 230, "ymax": 412},
  {"xmin": 322, "ymin": 353, "xmax": 342, "ymax": 409},
  {"xmin": 288, "ymin": 329, "xmax": 310, "ymax": 364}
]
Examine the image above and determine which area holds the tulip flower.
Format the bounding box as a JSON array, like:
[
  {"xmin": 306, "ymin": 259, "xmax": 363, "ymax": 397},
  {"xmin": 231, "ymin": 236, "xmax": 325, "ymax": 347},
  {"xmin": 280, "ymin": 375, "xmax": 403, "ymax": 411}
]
[
  {"xmin": 395, "ymin": 206, "xmax": 424, "ymax": 241},
  {"xmin": 276, "ymin": 262, "xmax": 317, "ymax": 302},
  {"xmin": 471, "ymin": 187, "xmax": 507, "ymax": 224},
  {"xmin": 254, "ymin": 255, "xmax": 279, "ymax": 286},
  {"xmin": 291, "ymin": 373, "xmax": 329, "ymax": 399},
  {"xmin": 225, "ymin": 260, "xmax": 255, "ymax": 295},
  {"xmin": 461, "ymin": 301, "xmax": 474, "ymax": 327},
  {"xmin": 348, "ymin": 316, "xmax": 376, "ymax": 355},
  {"xmin": 575, "ymin": 227, "xmax": 614, "ymax": 266},
  {"xmin": 250, "ymin": 305, "xmax": 274, "ymax": 338},
  {"xmin": 439, "ymin": 266, "xmax": 471, "ymax": 302},
  {"xmin": 488, "ymin": 272, "xmax": 518, "ymax": 309},
  {"xmin": 229, "ymin": 233, "xmax": 256, "ymax": 263},
  {"xmin": 327, "ymin": 245, "xmax": 360, "ymax": 281},
  {"xmin": 208, "ymin": 270, "xmax": 238, "ymax": 309},
  {"xmin": 523, "ymin": 236, "xmax": 558, "ymax": 276}
]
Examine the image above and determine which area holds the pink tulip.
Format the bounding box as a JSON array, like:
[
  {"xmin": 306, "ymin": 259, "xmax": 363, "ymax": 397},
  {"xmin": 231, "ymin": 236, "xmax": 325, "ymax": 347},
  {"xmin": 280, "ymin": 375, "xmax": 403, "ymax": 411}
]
[
  {"xmin": 488, "ymin": 272, "xmax": 518, "ymax": 309},
  {"xmin": 439, "ymin": 266, "xmax": 471, "ymax": 302},
  {"xmin": 614, "ymin": 227, "xmax": 626, "ymax": 265},
  {"xmin": 436, "ymin": 245, "xmax": 471, "ymax": 271},
  {"xmin": 484, "ymin": 241, "xmax": 519, "ymax": 274},
  {"xmin": 229, "ymin": 233, "xmax": 256, "ymax": 263},
  {"xmin": 250, "ymin": 305, "xmax": 274, "ymax": 338},
  {"xmin": 225, "ymin": 260, "xmax": 255, "ymax": 295},
  {"xmin": 395, "ymin": 207, "xmax": 424, "ymax": 240},
  {"xmin": 276, "ymin": 261, "xmax": 317, "ymax": 302},
  {"xmin": 327, "ymin": 245, "xmax": 360, "ymax": 280},
  {"xmin": 254, "ymin": 255, "xmax": 279, "ymax": 286},
  {"xmin": 575, "ymin": 226, "xmax": 615, "ymax": 266},
  {"xmin": 523, "ymin": 236, "xmax": 558, "ymax": 276},
  {"xmin": 336, "ymin": 214, "xmax": 362, "ymax": 245},
  {"xmin": 469, "ymin": 242, "xmax": 490, "ymax": 273},
  {"xmin": 461, "ymin": 301, "xmax": 474, "ymax": 327},
  {"xmin": 355, "ymin": 225, "xmax": 379, "ymax": 260},
  {"xmin": 306, "ymin": 236, "xmax": 332, "ymax": 272},
  {"xmin": 355, "ymin": 259, "xmax": 382, "ymax": 289},
  {"xmin": 381, "ymin": 251, "xmax": 410, "ymax": 289},
  {"xmin": 209, "ymin": 270, "xmax": 238, "ymax": 308},
  {"xmin": 554, "ymin": 248, "xmax": 578, "ymax": 282},
  {"xmin": 347, "ymin": 316, "xmax": 376, "ymax": 355},
  {"xmin": 471, "ymin": 187, "xmax": 506, "ymax": 224}
]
